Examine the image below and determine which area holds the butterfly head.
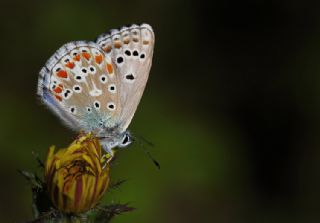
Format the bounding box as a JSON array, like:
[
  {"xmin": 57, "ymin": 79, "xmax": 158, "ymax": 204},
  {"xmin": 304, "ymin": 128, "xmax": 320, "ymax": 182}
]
[
  {"xmin": 118, "ymin": 132, "xmax": 133, "ymax": 148},
  {"xmin": 98, "ymin": 130, "xmax": 133, "ymax": 152}
]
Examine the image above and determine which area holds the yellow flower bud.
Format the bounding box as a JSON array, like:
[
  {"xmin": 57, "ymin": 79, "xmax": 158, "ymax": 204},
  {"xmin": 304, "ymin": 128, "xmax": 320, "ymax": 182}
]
[{"xmin": 45, "ymin": 133, "xmax": 111, "ymax": 213}]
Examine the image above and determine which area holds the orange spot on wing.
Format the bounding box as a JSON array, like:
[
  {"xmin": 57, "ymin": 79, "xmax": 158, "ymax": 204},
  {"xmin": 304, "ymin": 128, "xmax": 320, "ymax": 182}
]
[
  {"xmin": 104, "ymin": 45, "xmax": 112, "ymax": 53},
  {"xmin": 143, "ymin": 40, "xmax": 150, "ymax": 45},
  {"xmin": 114, "ymin": 42, "xmax": 122, "ymax": 49},
  {"xmin": 57, "ymin": 70, "xmax": 68, "ymax": 78},
  {"xmin": 95, "ymin": 55, "xmax": 103, "ymax": 64},
  {"xmin": 66, "ymin": 62, "xmax": 75, "ymax": 69},
  {"xmin": 106, "ymin": 63, "xmax": 113, "ymax": 74},
  {"xmin": 82, "ymin": 52, "xmax": 91, "ymax": 60},
  {"xmin": 55, "ymin": 95, "xmax": 62, "ymax": 101},
  {"xmin": 73, "ymin": 55, "xmax": 81, "ymax": 61},
  {"xmin": 54, "ymin": 87, "xmax": 62, "ymax": 94}
]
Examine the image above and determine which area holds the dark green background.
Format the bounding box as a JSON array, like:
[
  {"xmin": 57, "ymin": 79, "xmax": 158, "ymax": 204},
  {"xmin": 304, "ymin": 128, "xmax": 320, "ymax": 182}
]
[{"xmin": 1, "ymin": 0, "xmax": 320, "ymax": 222}]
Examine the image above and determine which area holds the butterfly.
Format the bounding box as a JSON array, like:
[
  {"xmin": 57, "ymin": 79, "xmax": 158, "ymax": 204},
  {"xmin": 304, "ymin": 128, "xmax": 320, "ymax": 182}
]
[{"xmin": 37, "ymin": 24, "xmax": 155, "ymax": 156}]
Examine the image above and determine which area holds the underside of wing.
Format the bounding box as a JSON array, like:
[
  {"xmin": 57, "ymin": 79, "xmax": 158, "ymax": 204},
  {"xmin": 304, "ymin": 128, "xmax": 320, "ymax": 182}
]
[
  {"xmin": 96, "ymin": 24, "xmax": 155, "ymax": 132},
  {"xmin": 38, "ymin": 41, "xmax": 120, "ymax": 134}
]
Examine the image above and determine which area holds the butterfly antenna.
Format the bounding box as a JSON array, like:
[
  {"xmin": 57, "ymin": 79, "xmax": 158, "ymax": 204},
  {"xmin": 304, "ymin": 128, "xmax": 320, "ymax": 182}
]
[
  {"xmin": 133, "ymin": 133, "xmax": 155, "ymax": 148},
  {"xmin": 131, "ymin": 135, "xmax": 160, "ymax": 169}
]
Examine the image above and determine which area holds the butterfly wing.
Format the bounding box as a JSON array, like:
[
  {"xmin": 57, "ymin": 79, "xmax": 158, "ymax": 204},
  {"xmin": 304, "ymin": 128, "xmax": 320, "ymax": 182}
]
[
  {"xmin": 96, "ymin": 24, "xmax": 155, "ymax": 132},
  {"xmin": 38, "ymin": 41, "xmax": 121, "ymax": 134}
]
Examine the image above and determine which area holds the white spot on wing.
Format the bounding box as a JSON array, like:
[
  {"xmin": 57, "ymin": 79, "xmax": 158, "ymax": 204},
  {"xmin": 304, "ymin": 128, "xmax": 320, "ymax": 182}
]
[
  {"xmin": 90, "ymin": 89, "xmax": 102, "ymax": 96},
  {"xmin": 89, "ymin": 80, "xmax": 102, "ymax": 96}
]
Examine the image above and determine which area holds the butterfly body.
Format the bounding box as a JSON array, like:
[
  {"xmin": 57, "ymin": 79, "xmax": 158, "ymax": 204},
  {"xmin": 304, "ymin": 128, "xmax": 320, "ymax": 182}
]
[{"xmin": 38, "ymin": 24, "xmax": 154, "ymax": 155}]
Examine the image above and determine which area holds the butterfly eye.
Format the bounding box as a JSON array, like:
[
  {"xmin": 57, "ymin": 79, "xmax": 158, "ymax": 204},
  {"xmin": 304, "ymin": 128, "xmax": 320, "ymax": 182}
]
[{"xmin": 120, "ymin": 134, "xmax": 132, "ymax": 147}]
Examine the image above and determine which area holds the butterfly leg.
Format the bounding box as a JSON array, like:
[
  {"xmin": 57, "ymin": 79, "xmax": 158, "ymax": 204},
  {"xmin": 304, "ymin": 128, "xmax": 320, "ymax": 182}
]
[{"xmin": 101, "ymin": 143, "xmax": 114, "ymax": 157}]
